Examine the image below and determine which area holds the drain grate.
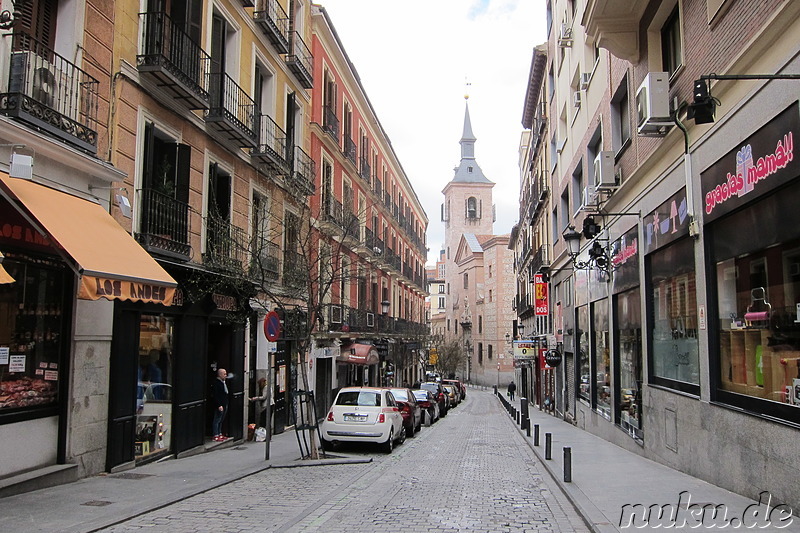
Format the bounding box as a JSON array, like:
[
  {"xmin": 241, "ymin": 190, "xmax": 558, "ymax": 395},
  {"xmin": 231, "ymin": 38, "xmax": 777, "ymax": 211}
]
[
  {"xmin": 82, "ymin": 500, "xmax": 113, "ymax": 507},
  {"xmin": 111, "ymin": 472, "xmax": 154, "ymax": 480}
]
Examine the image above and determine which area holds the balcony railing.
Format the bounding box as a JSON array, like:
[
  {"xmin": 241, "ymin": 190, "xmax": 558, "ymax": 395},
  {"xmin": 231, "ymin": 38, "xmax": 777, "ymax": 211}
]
[
  {"xmin": 358, "ymin": 156, "xmax": 371, "ymax": 182},
  {"xmin": 135, "ymin": 188, "xmax": 191, "ymax": 260},
  {"xmin": 530, "ymin": 244, "xmax": 550, "ymax": 274},
  {"xmin": 283, "ymin": 249, "xmax": 307, "ymax": 289},
  {"xmin": 322, "ymin": 105, "xmax": 339, "ymax": 141},
  {"xmin": 253, "ymin": 0, "xmax": 290, "ymax": 54},
  {"xmin": 251, "ymin": 113, "xmax": 288, "ymax": 173},
  {"xmin": 1, "ymin": 33, "xmax": 99, "ymax": 153},
  {"xmin": 285, "ymin": 31, "xmax": 312, "ymax": 88},
  {"xmin": 204, "ymin": 216, "xmax": 248, "ymax": 272},
  {"xmin": 250, "ymin": 239, "xmax": 280, "ymax": 281},
  {"xmin": 322, "ymin": 195, "xmax": 343, "ymax": 226},
  {"xmin": 343, "ymin": 137, "xmax": 357, "ymax": 165},
  {"xmin": 137, "ymin": 12, "xmax": 210, "ymax": 110},
  {"xmin": 290, "ymin": 145, "xmax": 315, "ymax": 196},
  {"xmin": 206, "ymin": 72, "xmax": 258, "ymax": 148},
  {"xmin": 374, "ymin": 179, "xmax": 382, "ymax": 198}
]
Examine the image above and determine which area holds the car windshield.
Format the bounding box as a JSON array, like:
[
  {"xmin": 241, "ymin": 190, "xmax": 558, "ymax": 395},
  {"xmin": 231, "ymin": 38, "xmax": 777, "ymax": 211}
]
[
  {"xmin": 419, "ymin": 383, "xmax": 438, "ymax": 393},
  {"xmin": 412, "ymin": 390, "xmax": 428, "ymax": 400},
  {"xmin": 390, "ymin": 389, "xmax": 409, "ymax": 401},
  {"xmin": 336, "ymin": 391, "xmax": 381, "ymax": 407}
]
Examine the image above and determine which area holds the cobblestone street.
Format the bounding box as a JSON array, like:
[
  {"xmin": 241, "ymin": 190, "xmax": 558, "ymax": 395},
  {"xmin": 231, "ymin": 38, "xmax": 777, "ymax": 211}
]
[{"xmin": 102, "ymin": 391, "xmax": 588, "ymax": 533}]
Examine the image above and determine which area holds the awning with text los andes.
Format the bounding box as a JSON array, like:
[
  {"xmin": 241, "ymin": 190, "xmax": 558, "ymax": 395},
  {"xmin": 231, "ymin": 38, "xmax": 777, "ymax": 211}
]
[
  {"xmin": 0, "ymin": 174, "xmax": 176, "ymax": 305},
  {"xmin": 337, "ymin": 343, "xmax": 380, "ymax": 365},
  {"xmin": 0, "ymin": 251, "xmax": 14, "ymax": 284}
]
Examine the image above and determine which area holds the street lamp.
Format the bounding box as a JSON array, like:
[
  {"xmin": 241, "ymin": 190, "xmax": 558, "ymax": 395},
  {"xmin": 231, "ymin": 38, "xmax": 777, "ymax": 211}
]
[
  {"xmin": 562, "ymin": 224, "xmax": 611, "ymax": 275},
  {"xmin": 380, "ymin": 300, "xmax": 390, "ymax": 315}
]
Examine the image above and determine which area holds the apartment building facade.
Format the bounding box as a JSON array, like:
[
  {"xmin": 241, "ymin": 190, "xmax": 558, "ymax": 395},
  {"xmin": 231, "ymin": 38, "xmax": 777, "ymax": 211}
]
[{"xmin": 515, "ymin": 0, "xmax": 800, "ymax": 509}]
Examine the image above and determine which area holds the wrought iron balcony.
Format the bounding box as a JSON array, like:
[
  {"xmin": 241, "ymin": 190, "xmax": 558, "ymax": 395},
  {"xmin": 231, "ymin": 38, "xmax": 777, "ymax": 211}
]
[
  {"xmin": 529, "ymin": 172, "xmax": 550, "ymax": 225},
  {"xmin": 285, "ymin": 31, "xmax": 313, "ymax": 89},
  {"xmin": 250, "ymin": 239, "xmax": 280, "ymax": 281},
  {"xmin": 373, "ymin": 179, "xmax": 382, "ymax": 198},
  {"xmin": 322, "ymin": 195, "xmax": 343, "ymax": 227},
  {"xmin": 137, "ymin": 12, "xmax": 210, "ymax": 110},
  {"xmin": 206, "ymin": 72, "xmax": 258, "ymax": 148},
  {"xmin": 1, "ymin": 33, "xmax": 99, "ymax": 154},
  {"xmin": 343, "ymin": 137, "xmax": 357, "ymax": 165},
  {"xmin": 203, "ymin": 215, "xmax": 248, "ymax": 272},
  {"xmin": 253, "ymin": 0, "xmax": 290, "ymax": 54},
  {"xmin": 135, "ymin": 188, "xmax": 191, "ymax": 260},
  {"xmin": 530, "ymin": 244, "xmax": 550, "ymax": 274},
  {"xmin": 322, "ymin": 105, "xmax": 339, "ymax": 141},
  {"xmin": 251, "ymin": 113, "xmax": 288, "ymax": 173},
  {"xmin": 289, "ymin": 145, "xmax": 315, "ymax": 196},
  {"xmin": 283, "ymin": 248, "xmax": 307, "ymax": 289},
  {"xmin": 359, "ymin": 156, "xmax": 370, "ymax": 182},
  {"xmin": 344, "ymin": 213, "xmax": 360, "ymax": 241}
]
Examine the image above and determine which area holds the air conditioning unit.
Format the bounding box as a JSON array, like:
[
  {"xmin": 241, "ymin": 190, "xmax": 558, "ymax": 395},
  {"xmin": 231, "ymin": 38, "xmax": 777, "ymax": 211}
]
[
  {"xmin": 636, "ymin": 72, "xmax": 672, "ymax": 135},
  {"xmin": 572, "ymin": 91, "xmax": 582, "ymax": 108},
  {"xmin": 593, "ymin": 151, "xmax": 617, "ymax": 190},
  {"xmin": 580, "ymin": 72, "xmax": 592, "ymax": 91},
  {"xmin": 583, "ymin": 185, "xmax": 599, "ymax": 208},
  {"xmin": 558, "ymin": 23, "xmax": 573, "ymax": 47},
  {"xmin": 330, "ymin": 305, "xmax": 342, "ymax": 324},
  {"xmin": 366, "ymin": 312, "xmax": 375, "ymax": 327},
  {"xmin": 9, "ymin": 51, "xmax": 61, "ymax": 110}
]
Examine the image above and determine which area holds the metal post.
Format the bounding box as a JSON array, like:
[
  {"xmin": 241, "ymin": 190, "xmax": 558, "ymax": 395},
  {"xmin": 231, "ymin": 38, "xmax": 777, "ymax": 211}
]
[
  {"xmin": 564, "ymin": 447, "xmax": 572, "ymax": 482},
  {"xmin": 545, "ymin": 432, "xmax": 552, "ymax": 460},
  {"xmin": 525, "ymin": 418, "xmax": 531, "ymax": 437},
  {"xmin": 533, "ymin": 424, "xmax": 539, "ymax": 446}
]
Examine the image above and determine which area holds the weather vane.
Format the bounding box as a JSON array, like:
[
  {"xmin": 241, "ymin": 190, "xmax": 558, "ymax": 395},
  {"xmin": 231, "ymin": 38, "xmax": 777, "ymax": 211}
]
[{"xmin": 464, "ymin": 77, "xmax": 471, "ymax": 100}]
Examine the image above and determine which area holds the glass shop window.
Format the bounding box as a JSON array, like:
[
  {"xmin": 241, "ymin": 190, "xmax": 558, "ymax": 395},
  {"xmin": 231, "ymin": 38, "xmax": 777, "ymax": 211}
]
[
  {"xmin": 135, "ymin": 314, "xmax": 174, "ymax": 460},
  {"xmin": 577, "ymin": 304, "xmax": 590, "ymax": 403},
  {"xmin": 649, "ymin": 238, "xmax": 699, "ymax": 388},
  {"xmin": 0, "ymin": 255, "xmax": 68, "ymax": 415}
]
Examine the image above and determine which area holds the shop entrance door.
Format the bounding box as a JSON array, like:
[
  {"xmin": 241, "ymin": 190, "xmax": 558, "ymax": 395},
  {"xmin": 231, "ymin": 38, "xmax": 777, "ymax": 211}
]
[
  {"xmin": 273, "ymin": 346, "xmax": 288, "ymax": 434},
  {"xmin": 107, "ymin": 309, "xmax": 139, "ymax": 470},
  {"xmin": 206, "ymin": 323, "xmax": 244, "ymax": 440},
  {"xmin": 173, "ymin": 314, "xmax": 206, "ymax": 454}
]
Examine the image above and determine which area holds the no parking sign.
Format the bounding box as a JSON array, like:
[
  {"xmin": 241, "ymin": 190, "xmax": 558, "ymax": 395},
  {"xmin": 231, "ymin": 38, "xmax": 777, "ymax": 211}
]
[{"xmin": 264, "ymin": 311, "xmax": 281, "ymax": 341}]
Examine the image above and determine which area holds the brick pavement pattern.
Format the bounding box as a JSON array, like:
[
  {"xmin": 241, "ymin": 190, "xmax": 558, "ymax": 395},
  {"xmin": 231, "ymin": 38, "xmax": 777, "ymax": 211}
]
[{"xmin": 102, "ymin": 390, "xmax": 588, "ymax": 533}]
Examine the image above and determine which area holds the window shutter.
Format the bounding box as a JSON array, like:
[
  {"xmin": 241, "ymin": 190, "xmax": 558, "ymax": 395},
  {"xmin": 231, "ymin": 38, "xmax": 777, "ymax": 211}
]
[
  {"xmin": 176, "ymin": 144, "xmax": 191, "ymax": 204},
  {"xmin": 142, "ymin": 122, "xmax": 155, "ymax": 190}
]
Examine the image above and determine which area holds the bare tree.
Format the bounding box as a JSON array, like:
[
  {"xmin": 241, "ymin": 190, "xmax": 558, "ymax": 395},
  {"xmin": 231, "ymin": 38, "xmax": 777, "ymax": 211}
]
[{"xmin": 434, "ymin": 338, "xmax": 467, "ymax": 381}]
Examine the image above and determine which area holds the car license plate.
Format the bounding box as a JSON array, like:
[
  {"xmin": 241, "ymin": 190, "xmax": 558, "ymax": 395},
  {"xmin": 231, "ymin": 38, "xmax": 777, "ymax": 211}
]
[{"xmin": 344, "ymin": 414, "xmax": 366, "ymax": 422}]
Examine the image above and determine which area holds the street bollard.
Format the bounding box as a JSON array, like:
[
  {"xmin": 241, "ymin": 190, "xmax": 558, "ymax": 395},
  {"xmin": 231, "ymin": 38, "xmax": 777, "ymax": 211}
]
[
  {"xmin": 533, "ymin": 424, "xmax": 540, "ymax": 446},
  {"xmin": 525, "ymin": 417, "xmax": 531, "ymax": 437},
  {"xmin": 564, "ymin": 447, "xmax": 572, "ymax": 482},
  {"xmin": 545, "ymin": 432, "xmax": 552, "ymax": 460}
]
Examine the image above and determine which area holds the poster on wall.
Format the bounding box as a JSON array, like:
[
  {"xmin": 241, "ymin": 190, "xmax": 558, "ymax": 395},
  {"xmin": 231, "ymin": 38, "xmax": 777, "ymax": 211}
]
[
  {"xmin": 0, "ymin": 346, "xmax": 8, "ymax": 365},
  {"xmin": 9, "ymin": 354, "xmax": 25, "ymax": 372},
  {"xmin": 534, "ymin": 274, "xmax": 549, "ymax": 316}
]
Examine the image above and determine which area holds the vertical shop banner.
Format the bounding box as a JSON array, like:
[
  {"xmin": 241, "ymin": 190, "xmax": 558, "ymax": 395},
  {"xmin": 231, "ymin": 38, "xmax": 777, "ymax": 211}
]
[{"xmin": 534, "ymin": 274, "xmax": 549, "ymax": 316}]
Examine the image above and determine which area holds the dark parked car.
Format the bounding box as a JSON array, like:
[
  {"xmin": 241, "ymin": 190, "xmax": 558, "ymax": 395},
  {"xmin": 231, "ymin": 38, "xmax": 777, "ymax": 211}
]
[
  {"xmin": 412, "ymin": 389, "xmax": 440, "ymax": 424},
  {"xmin": 388, "ymin": 388, "xmax": 422, "ymax": 437},
  {"xmin": 416, "ymin": 381, "xmax": 449, "ymax": 417}
]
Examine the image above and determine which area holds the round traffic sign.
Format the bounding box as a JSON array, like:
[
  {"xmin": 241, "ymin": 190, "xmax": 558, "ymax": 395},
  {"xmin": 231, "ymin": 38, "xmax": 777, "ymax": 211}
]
[{"xmin": 264, "ymin": 311, "xmax": 281, "ymax": 342}]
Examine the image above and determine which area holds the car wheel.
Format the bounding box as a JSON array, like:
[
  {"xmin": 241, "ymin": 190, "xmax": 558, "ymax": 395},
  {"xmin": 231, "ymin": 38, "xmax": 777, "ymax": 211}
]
[
  {"xmin": 382, "ymin": 429, "xmax": 394, "ymax": 453},
  {"xmin": 397, "ymin": 426, "xmax": 407, "ymax": 445},
  {"xmin": 416, "ymin": 417, "xmax": 422, "ymax": 433},
  {"xmin": 321, "ymin": 438, "xmax": 335, "ymax": 451},
  {"xmin": 406, "ymin": 422, "xmax": 415, "ymax": 438}
]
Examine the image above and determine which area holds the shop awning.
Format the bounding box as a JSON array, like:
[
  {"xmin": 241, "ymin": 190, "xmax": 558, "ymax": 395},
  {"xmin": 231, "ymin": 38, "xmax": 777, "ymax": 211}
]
[
  {"xmin": 338, "ymin": 343, "xmax": 379, "ymax": 365},
  {"xmin": 0, "ymin": 175, "xmax": 176, "ymax": 304},
  {"xmin": 0, "ymin": 251, "xmax": 14, "ymax": 284}
]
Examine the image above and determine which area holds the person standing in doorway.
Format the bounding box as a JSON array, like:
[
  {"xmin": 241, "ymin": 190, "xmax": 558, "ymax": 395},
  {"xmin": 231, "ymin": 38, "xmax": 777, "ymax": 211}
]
[
  {"xmin": 212, "ymin": 368, "xmax": 230, "ymax": 441},
  {"xmin": 249, "ymin": 377, "xmax": 271, "ymax": 430},
  {"xmin": 507, "ymin": 380, "xmax": 516, "ymax": 401}
]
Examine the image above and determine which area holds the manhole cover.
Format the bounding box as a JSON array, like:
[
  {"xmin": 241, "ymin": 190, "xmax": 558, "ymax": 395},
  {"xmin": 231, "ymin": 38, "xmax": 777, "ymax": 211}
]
[
  {"xmin": 82, "ymin": 500, "xmax": 113, "ymax": 507},
  {"xmin": 111, "ymin": 472, "xmax": 154, "ymax": 480}
]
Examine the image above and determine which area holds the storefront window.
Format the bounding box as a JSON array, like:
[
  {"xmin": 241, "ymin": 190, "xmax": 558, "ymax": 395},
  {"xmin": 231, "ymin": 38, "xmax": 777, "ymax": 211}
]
[
  {"xmin": 0, "ymin": 255, "xmax": 67, "ymax": 414},
  {"xmin": 615, "ymin": 288, "xmax": 642, "ymax": 439},
  {"xmin": 135, "ymin": 314, "xmax": 174, "ymax": 460},
  {"xmin": 649, "ymin": 238, "xmax": 699, "ymax": 387},
  {"xmin": 577, "ymin": 305, "xmax": 590, "ymax": 402},
  {"xmin": 592, "ymin": 302, "xmax": 610, "ymax": 418}
]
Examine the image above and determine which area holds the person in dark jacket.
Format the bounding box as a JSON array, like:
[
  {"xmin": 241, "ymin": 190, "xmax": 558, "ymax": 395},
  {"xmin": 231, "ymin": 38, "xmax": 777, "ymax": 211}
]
[
  {"xmin": 211, "ymin": 368, "xmax": 229, "ymax": 441},
  {"xmin": 507, "ymin": 381, "xmax": 517, "ymax": 401}
]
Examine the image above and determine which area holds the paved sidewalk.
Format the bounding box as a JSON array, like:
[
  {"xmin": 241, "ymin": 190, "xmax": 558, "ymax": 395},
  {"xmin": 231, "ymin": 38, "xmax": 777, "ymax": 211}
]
[
  {"xmin": 1, "ymin": 429, "xmax": 369, "ymax": 533},
  {"xmin": 497, "ymin": 392, "xmax": 800, "ymax": 532}
]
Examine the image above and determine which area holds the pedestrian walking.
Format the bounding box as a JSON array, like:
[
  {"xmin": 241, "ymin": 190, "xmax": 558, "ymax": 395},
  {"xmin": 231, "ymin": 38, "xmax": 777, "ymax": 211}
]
[
  {"xmin": 507, "ymin": 380, "xmax": 516, "ymax": 401},
  {"xmin": 212, "ymin": 368, "xmax": 230, "ymax": 441}
]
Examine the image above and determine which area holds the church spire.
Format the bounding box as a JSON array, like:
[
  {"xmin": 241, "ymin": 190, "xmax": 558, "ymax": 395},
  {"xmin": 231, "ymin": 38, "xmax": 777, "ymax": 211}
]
[
  {"xmin": 451, "ymin": 96, "xmax": 492, "ymax": 184},
  {"xmin": 460, "ymin": 97, "xmax": 477, "ymax": 159}
]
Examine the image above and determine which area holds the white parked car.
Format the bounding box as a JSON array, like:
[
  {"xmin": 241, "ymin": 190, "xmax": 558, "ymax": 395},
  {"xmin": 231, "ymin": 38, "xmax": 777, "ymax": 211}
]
[{"xmin": 321, "ymin": 387, "xmax": 405, "ymax": 453}]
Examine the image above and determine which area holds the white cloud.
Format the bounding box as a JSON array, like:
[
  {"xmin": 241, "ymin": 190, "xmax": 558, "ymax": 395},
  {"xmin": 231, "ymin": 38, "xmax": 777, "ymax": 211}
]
[{"xmin": 316, "ymin": 0, "xmax": 547, "ymax": 265}]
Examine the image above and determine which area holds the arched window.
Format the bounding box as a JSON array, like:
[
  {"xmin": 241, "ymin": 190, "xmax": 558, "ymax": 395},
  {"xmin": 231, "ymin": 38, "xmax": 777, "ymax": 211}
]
[{"xmin": 466, "ymin": 197, "xmax": 478, "ymax": 219}]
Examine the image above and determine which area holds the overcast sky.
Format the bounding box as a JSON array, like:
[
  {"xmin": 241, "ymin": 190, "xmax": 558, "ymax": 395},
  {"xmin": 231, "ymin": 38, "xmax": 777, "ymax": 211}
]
[{"xmin": 316, "ymin": 0, "xmax": 548, "ymax": 266}]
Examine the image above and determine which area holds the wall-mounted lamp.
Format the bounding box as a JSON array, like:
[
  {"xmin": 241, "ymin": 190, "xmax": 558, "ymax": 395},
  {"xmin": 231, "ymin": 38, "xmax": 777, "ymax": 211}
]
[
  {"xmin": 563, "ymin": 224, "xmax": 611, "ymax": 276},
  {"xmin": 380, "ymin": 300, "xmax": 390, "ymax": 315},
  {"xmin": 89, "ymin": 184, "xmax": 132, "ymax": 218},
  {"xmin": 9, "ymin": 145, "xmax": 33, "ymax": 179}
]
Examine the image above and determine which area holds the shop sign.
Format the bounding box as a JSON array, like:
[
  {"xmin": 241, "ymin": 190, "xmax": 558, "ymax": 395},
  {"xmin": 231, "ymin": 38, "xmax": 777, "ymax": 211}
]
[
  {"xmin": 0, "ymin": 202, "xmax": 53, "ymax": 253},
  {"xmin": 643, "ymin": 188, "xmax": 689, "ymax": 255},
  {"xmin": 212, "ymin": 293, "xmax": 237, "ymax": 311},
  {"xmin": 544, "ymin": 349, "xmax": 563, "ymax": 367},
  {"xmin": 513, "ymin": 340, "xmax": 537, "ymax": 359},
  {"xmin": 79, "ymin": 276, "xmax": 174, "ymax": 305},
  {"xmin": 610, "ymin": 227, "xmax": 640, "ymax": 294},
  {"xmin": 701, "ymin": 103, "xmax": 799, "ymax": 222},
  {"xmin": 534, "ymin": 274, "xmax": 549, "ymax": 316}
]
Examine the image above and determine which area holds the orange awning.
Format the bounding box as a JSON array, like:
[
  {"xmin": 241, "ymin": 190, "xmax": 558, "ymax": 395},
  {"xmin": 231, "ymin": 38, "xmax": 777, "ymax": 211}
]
[
  {"xmin": 338, "ymin": 343, "xmax": 380, "ymax": 365},
  {"xmin": 0, "ymin": 251, "xmax": 14, "ymax": 284},
  {"xmin": 0, "ymin": 175, "xmax": 176, "ymax": 304}
]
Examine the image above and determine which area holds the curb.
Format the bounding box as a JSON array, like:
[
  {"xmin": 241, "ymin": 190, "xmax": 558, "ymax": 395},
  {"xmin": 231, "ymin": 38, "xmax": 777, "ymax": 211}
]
[{"xmin": 495, "ymin": 394, "xmax": 618, "ymax": 533}]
